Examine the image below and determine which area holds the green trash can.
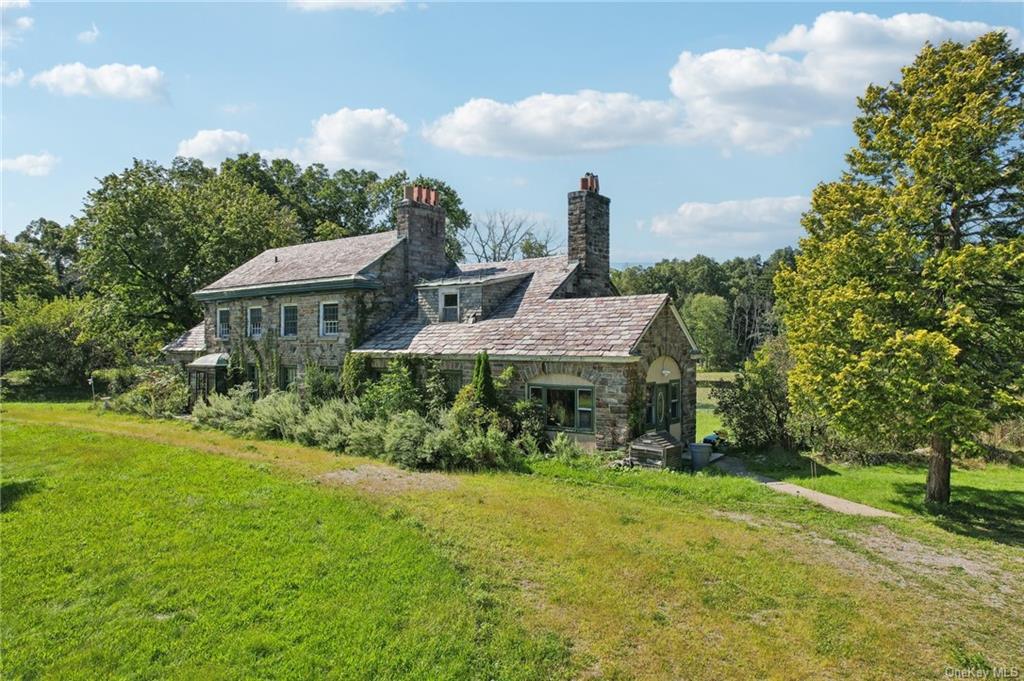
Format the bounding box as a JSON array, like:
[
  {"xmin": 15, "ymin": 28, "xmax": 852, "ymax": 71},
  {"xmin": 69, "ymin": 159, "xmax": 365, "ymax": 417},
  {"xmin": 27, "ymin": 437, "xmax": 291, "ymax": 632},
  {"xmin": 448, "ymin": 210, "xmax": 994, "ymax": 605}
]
[{"xmin": 688, "ymin": 443, "xmax": 713, "ymax": 471}]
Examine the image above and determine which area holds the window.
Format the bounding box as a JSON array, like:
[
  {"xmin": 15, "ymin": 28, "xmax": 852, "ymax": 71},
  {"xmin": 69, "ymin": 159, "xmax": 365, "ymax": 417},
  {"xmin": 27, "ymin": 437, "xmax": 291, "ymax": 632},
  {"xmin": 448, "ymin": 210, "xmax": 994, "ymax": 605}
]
[
  {"xmin": 669, "ymin": 380, "xmax": 681, "ymax": 422},
  {"xmin": 246, "ymin": 363, "xmax": 259, "ymax": 385},
  {"xmin": 281, "ymin": 304, "xmax": 298, "ymax": 337},
  {"xmin": 442, "ymin": 370, "xmax": 463, "ymax": 399},
  {"xmin": 248, "ymin": 307, "xmax": 263, "ymax": 338},
  {"xmin": 440, "ymin": 289, "xmax": 459, "ymax": 322},
  {"xmin": 527, "ymin": 384, "xmax": 595, "ymax": 433},
  {"xmin": 320, "ymin": 302, "xmax": 340, "ymax": 336},
  {"xmin": 217, "ymin": 308, "xmax": 230, "ymax": 340},
  {"xmin": 281, "ymin": 365, "xmax": 298, "ymax": 388}
]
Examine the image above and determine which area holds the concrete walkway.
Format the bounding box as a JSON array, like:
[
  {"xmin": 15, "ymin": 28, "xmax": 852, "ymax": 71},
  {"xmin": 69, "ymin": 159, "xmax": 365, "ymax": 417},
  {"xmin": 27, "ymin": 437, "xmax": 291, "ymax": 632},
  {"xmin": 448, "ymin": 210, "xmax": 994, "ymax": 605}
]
[{"xmin": 713, "ymin": 456, "xmax": 899, "ymax": 518}]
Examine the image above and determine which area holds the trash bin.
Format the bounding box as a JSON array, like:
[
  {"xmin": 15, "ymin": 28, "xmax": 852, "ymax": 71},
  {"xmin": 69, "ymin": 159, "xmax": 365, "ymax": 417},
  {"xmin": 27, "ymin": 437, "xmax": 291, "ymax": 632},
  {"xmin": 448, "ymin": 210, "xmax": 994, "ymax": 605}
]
[{"xmin": 688, "ymin": 443, "xmax": 713, "ymax": 471}]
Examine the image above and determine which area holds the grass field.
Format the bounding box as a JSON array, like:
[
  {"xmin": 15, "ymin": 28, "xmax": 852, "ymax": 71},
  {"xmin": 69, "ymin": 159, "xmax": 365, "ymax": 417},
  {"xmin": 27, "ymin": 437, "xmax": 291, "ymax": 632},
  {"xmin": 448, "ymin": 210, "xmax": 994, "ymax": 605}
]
[{"xmin": 4, "ymin": 402, "xmax": 1023, "ymax": 679}]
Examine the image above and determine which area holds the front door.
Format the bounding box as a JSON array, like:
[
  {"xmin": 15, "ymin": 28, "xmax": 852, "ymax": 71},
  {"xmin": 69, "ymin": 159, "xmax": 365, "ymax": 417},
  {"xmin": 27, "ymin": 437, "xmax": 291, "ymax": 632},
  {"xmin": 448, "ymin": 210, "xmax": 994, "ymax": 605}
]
[{"xmin": 655, "ymin": 383, "xmax": 670, "ymax": 432}]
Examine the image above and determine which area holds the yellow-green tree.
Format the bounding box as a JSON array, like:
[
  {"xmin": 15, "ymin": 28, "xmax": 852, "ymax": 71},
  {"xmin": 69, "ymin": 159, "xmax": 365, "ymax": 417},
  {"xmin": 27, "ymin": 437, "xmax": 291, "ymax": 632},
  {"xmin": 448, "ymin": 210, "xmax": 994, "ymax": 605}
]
[{"xmin": 776, "ymin": 32, "xmax": 1024, "ymax": 504}]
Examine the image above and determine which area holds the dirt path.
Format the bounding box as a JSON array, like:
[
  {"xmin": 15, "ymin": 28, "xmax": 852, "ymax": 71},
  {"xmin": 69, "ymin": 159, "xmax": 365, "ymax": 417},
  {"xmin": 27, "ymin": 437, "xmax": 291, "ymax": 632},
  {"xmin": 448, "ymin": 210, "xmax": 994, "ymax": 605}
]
[{"xmin": 713, "ymin": 455, "xmax": 899, "ymax": 518}]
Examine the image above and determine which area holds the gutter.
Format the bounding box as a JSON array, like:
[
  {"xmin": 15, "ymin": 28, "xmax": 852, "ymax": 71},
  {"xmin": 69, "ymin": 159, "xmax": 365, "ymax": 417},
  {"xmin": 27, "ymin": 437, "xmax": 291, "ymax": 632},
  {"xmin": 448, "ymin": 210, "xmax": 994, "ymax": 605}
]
[{"xmin": 194, "ymin": 275, "xmax": 382, "ymax": 302}]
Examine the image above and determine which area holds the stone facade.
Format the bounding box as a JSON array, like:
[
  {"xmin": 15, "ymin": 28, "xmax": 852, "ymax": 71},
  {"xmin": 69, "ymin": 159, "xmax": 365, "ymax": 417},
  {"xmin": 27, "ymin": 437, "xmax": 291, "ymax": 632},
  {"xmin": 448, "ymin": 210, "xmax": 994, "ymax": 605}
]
[{"xmin": 396, "ymin": 195, "xmax": 449, "ymax": 286}]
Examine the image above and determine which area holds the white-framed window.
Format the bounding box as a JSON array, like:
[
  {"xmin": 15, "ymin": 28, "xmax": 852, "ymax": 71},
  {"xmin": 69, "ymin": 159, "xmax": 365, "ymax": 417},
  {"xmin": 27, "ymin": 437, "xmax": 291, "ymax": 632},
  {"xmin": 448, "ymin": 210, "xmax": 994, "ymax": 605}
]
[
  {"xmin": 281, "ymin": 304, "xmax": 298, "ymax": 337},
  {"xmin": 217, "ymin": 308, "xmax": 230, "ymax": 340},
  {"xmin": 440, "ymin": 288, "xmax": 459, "ymax": 323},
  {"xmin": 281, "ymin": 365, "xmax": 298, "ymax": 388},
  {"xmin": 320, "ymin": 301, "xmax": 340, "ymax": 336},
  {"xmin": 247, "ymin": 307, "xmax": 263, "ymax": 338}
]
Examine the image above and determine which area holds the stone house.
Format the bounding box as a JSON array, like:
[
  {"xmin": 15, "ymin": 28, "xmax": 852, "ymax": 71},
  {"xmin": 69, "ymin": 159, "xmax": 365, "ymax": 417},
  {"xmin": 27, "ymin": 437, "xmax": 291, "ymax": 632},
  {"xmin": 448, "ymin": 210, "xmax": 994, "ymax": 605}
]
[{"xmin": 172, "ymin": 174, "xmax": 700, "ymax": 449}]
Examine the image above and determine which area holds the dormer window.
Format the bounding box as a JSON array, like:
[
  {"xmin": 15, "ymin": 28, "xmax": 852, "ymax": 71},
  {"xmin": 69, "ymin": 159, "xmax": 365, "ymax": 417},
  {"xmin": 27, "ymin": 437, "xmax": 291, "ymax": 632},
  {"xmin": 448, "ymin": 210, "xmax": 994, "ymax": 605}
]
[{"xmin": 440, "ymin": 289, "xmax": 459, "ymax": 322}]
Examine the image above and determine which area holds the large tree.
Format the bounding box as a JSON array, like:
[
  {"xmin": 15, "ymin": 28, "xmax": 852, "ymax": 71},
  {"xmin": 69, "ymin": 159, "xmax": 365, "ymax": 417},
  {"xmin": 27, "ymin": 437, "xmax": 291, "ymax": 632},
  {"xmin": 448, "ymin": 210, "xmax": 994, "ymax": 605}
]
[
  {"xmin": 680, "ymin": 293, "xmax": 734, "ymax": 370},
  {"xmin": 76, "ymin": 159, "xmax": 301, "ymax": 340},
  {"xmin": 776, "ymin": 32, "xmax": 1024, "ymax": 504}
]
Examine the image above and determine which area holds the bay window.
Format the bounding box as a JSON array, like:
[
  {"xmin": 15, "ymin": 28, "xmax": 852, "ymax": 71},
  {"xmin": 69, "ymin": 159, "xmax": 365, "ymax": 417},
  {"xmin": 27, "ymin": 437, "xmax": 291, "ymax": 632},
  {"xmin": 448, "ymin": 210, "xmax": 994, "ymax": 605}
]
[{"xmin": 527, "ymin": 384, "xmax": 595, "ymax": 433}]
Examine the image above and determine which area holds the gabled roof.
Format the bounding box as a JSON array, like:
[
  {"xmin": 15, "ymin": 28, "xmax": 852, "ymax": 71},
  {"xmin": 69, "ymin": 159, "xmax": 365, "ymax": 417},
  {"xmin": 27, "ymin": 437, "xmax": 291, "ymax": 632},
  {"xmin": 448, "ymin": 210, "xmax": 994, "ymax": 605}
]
[
  {"xmin": 356, "ymin": 292, "xmax": 671, "ymax": 361},
  {"xmin": 195, "ymin": 231, "xmax": 400, "ymax": 298},
  {"xmin": 162, "ymin": 322, "xmax": 206, "ymax": 353}
]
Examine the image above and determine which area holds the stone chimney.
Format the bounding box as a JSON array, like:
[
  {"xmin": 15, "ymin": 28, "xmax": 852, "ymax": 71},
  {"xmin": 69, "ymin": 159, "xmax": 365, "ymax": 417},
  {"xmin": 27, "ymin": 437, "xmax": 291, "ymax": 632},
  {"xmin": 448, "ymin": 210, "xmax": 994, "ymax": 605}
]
[
  {"xmin": 567, "ymin": 173, "xmax": 614, "ymax": 296},
  {"xmin": 397, "ymin": 185, "xmax": 449, "ymax": 284}
]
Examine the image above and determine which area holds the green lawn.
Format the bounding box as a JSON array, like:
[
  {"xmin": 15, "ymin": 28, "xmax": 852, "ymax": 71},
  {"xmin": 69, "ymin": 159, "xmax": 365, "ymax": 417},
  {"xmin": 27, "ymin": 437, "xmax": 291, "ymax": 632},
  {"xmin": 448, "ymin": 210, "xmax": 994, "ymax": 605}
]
[
  {"xmin": 4, "ymin": 402, "xmax": 1023, "ymax": 678},
  {"xmin": 740, "ymin": 448, "xmax": 1024, "ymax": 547}
]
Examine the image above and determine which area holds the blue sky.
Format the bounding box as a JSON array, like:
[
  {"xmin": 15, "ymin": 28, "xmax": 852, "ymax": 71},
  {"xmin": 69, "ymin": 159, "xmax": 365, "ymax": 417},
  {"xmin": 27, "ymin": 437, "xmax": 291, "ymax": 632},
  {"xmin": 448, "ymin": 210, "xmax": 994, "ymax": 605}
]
[{"xmin": 2, "ymin": 1, "xmax": 1020, "ymax": 262}]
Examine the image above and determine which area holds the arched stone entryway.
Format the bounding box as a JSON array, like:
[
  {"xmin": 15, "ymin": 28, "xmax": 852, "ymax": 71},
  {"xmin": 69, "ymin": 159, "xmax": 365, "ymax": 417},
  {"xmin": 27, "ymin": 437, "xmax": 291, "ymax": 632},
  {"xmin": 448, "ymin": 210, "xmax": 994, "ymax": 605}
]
[{"xmin": 644, "ymin": 356, "xmax": 682, "ymax": 440}]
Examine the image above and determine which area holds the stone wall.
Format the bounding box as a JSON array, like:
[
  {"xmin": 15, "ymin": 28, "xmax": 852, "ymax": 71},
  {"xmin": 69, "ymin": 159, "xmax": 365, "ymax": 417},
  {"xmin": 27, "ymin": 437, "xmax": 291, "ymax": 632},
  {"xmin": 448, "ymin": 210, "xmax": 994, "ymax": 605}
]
[
  {"xmin": 203, "ymin": 243, "xmax": 410, "ymax": 371},
  {"xmin": 631, "ymin": 304, "xmax": 699, "ymax": 445}
]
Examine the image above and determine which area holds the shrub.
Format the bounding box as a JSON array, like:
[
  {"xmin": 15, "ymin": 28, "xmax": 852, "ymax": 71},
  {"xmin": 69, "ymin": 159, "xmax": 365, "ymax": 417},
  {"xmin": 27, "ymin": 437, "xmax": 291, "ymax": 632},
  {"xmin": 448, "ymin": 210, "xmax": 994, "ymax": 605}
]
[
  {"xmin": 460, "ymin": 425, "xmax": 521, "ymax": 470},
  {"xmin": 421, "ymin": 426, "xmax": 468, "ymax": 470},
  {"xmin": 245, "ymin": 391, "xmax": 305, "ymax": 441},
  {"xmin": 109, "ymin": 366, "xmax": 188, "ymax": 418},
  {"xmin": 346, "ymin": 418, "xmax": 386, "ymax": 459},
  {"xmin": 0, "ymin": 296, "xmax": 115, "ymax": 386},
  {"xmin": 548, "ymin": 432, "xmax": 585, "ymax": 462},
  {"xmin": 422, "ymin": 360, "xmax": 452, "ymax": 417},
  {"xmin": 383, "ymin": 411, "xmax": 439, "ymax": 469},
  {"xmin": 511, "ymin": 399, "xmax": 547, "ymax": 443},
  {"xmin": 360, "ymin": 360, "xmax": 421, "ymax": 419},
  {"xmin": 713, "ymin": 335, "xmax": 798, "ymax": 451},
  {"xmin": 193, "ymin": 383, "xmax": 254, "ymax": 435},
  {"xmin": 470, "ymin": 351, "xmax": 497, "ymax": 409},
  {"xmin": 91, "ymin": 366, "xmax": 138, "ymax": 396},
  {"xmin": 341, "ymin": 352, "xmax": 372, "ymax": 398},
  {"xmin": 298, "ymin": 399, "xmax": 359, "ymax": 451},
  {"xmin": 302, "ymin": 362, "xmax": 341, "ymax": 406}
]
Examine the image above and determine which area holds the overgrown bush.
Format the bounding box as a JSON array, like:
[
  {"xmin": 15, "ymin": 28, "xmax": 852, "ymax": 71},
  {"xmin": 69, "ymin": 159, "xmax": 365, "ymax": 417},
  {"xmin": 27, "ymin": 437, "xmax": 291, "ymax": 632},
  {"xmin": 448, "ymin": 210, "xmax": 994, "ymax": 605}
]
[
  {"xmin": 511, "ymin": 399, "xmax": 547, "ymax": 444},
  {"xmin": 346, "ymin": 417, "xmax": 386, "ymax": 459},
  {"xmin": 193, "ymin": 384, "xmax": 255, "ymax": 435},
  {"xmin": 0, "ymin": 295, "xmax": 115, "ymax": 386},
  {"xmin": 91, "ymin": 366, "xmax": 138, "ymax": 396},
  {"xmin": 383, "ymin": 411, "xmax": 439, "ymax": 469},
  {"xmin": 109, "ymin": 366, "xmax": 188, "ymax": 418},
  {"xmin": 360, "ymin": 359, "xmax": 421, "ymax": 419},
  {"xmin": 298, "ymin": 399, "xmax": 359, "ymax": 451},
  {"xmin": 548, "ymin": 432, "xmax": 585, "ymax": 461},
  {"xmin": 245, "ymin": 390, "xmax": 305, "ymax": 440},
  {"xmin": 341, "ymin": 352, "xmax": 372, "ymax": 398},
  {"xmin": 460, "ymin": 425, "xmax": 521, "ymax": 469},
  {"xmin": 302, "ymin": 362, "xmax": 341, "ymax": 406},
  {"xmin": 713, "ymin": 335, "xmax": 798, "ymax": 451}
]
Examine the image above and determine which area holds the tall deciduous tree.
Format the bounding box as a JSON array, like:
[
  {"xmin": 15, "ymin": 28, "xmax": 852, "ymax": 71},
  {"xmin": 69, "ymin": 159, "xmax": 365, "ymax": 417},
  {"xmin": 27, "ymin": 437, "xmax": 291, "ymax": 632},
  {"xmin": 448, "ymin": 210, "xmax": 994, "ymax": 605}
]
[
  {"xmin": 76, "ymin": 159, "xmax": 301, "ymax": 341},
  {"xmin": 776, "ymin": 33, "xmax": 1024, "ymax": 504},
  {"xmin": 680, "ymin": 293, "xmax": 734, "ymax": 370}
]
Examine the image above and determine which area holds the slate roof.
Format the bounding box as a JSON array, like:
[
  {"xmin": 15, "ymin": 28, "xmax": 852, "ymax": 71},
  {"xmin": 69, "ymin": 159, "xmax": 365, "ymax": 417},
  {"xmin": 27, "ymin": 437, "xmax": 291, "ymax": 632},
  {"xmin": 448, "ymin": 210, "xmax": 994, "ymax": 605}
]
[
  {"xmin": 162, "ymin": 322, "xmax": 206, "ymax": 353},
  {"xmin": 197, "ymin": 231, "xmax": 400, "ymax": 293},
  {"xmin": 357, "ymin": 289, "xmax": 670, "ymax": 359}
]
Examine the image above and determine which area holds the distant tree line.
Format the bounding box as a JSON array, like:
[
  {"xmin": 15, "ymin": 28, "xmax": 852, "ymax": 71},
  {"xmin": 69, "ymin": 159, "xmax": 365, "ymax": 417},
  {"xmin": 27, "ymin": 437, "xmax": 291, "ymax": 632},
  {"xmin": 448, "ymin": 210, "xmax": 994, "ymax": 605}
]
[{"xmin": 612, "ymin": 248, "xmax": 797, "ymax": 370}]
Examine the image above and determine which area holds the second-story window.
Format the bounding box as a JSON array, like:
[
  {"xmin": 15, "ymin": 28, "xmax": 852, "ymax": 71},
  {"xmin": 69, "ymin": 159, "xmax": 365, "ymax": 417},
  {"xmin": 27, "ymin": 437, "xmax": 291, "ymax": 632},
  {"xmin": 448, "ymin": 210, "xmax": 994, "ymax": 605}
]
[
  {"xmin": 320, "ymin": 302, "xmax": 339, "ymax": 336},
  {"xmin": 440, "ymin": 289, "xmax": 459, "ymax": 322},
  {"xmin": 248, "ymin": 307, "xmax": 263, "ymax": 338},
  {"xmin": 217, "ymin": 308, "xmax": 230, "ymax": 339},
  {"xmin": 281, "ymin": 304, "xmax": 298, "ymax": 337}
]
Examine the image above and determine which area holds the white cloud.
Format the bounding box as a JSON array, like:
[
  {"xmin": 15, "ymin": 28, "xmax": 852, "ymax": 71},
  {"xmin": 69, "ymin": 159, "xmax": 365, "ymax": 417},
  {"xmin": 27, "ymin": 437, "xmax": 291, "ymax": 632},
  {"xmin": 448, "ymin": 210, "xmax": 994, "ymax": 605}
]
[
  {"xmin": 283, "ymin": 106, "xmax": 408, "ymax": 170},
  {"xmin": 424, "ymin": 90, "xmax": 686, "ymax": 158},
  {"xmin": 1, "ymin": 10, "xmax": 33, "ymax": 46},
  {"xmin": 177, "ymin": 129, "xmax": 251, "ymax": 165},
  {"xmin": 0, "ymin": 1, "xmax": 31, "ymax": 9},
  {"xmin": 31, "ymin": 62, "xmax": 165, "ymax": 100},
  {"xmin": 426, "ymin": 11, "xmax": 1018, "ymax": 157},
  {"xmin": 77, "ymin": 22, "xmax": 99, "ymax": 44},
  {"xmin": 1, "ymin": 152, "xmax": 59, "ymax": 176},
  {"xmin": 669, "ymin": 11, "xmax": 1020, "ymax": 152},
  {"xmin": 289, "ymin": 0, "xmax": 403, "ymax": 14},
  {"xmin": 650, "ymin": 195, "xmax": 808, "ymax": 252},
  {"xmin": 1, "ymin": 62, "xmax": 23, "ymax": 86}
]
